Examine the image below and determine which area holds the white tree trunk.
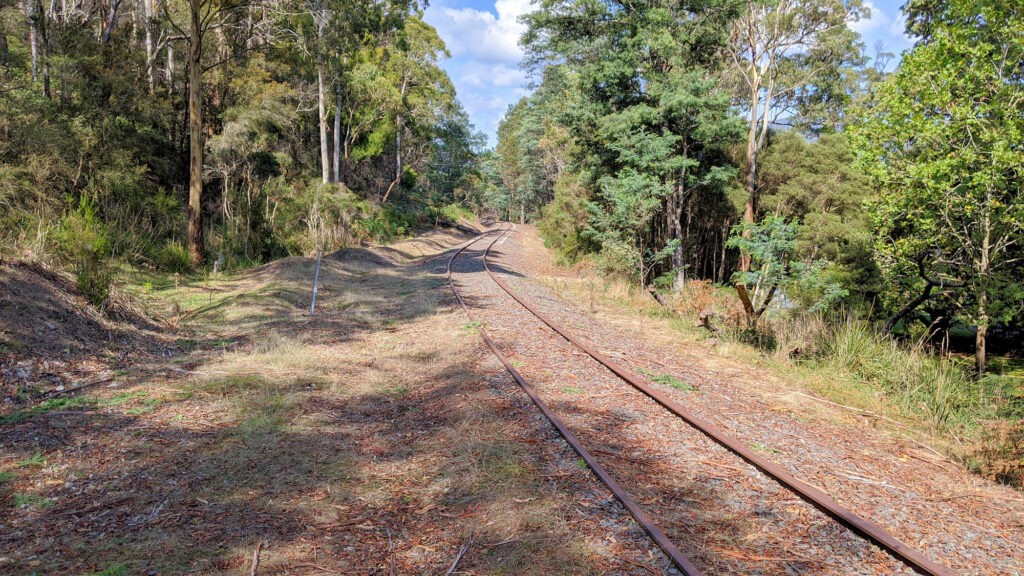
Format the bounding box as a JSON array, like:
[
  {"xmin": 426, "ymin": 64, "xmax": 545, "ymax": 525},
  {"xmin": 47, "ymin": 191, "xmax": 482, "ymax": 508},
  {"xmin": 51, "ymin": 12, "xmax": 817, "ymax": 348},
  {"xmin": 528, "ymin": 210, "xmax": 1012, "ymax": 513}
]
[
  {"xmin": 28, "ymin": 0, "xmax": 39, "ymax": 81},
  {"xmin": 333, "ymin": 84, "xmax": 341, "ymax": 184},
  {"xmin": 318, "ymin": 59, "xmax": 329, "ymax": 184}
]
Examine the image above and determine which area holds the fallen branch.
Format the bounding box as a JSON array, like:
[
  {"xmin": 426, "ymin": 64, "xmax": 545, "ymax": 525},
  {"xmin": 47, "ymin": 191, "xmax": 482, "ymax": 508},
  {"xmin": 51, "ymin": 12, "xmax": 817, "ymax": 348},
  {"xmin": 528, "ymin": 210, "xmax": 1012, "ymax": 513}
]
[
  {"xmin": 790, "ymin": 391, "xmax": 910, "ymax": 430},
  {"xmin": 646, "ymin": 287, "xmax": 671, "ymax": 310},
  {"xmin": 250, "ymin": 540, "xmax": 263, "ymax": 576},
  {"xmin": 169, "ymin": 367, "xmax": 300, "ymax": 377},
  {"xmin": 44, "ymin": 377, "xmax": 115, "ymax": 398},
  {"xmin": 694, "ymin": 307, "xmax": 718, "ymax": 334},
  {"xmin": 445, "ymin": 540, "xmax": 471, "ymax": 576}
]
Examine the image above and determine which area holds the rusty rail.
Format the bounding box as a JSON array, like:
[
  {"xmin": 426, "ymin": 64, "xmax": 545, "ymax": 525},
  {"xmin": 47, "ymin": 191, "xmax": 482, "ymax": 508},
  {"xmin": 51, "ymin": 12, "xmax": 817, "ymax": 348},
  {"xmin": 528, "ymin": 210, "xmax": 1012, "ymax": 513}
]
[
  {"xmin": 481, "ymin": 225, "xmax": 955, "ymax": 576},
  {"xmin": 447, "ymin": 230, "xmax": 703, "ymax": 576}
]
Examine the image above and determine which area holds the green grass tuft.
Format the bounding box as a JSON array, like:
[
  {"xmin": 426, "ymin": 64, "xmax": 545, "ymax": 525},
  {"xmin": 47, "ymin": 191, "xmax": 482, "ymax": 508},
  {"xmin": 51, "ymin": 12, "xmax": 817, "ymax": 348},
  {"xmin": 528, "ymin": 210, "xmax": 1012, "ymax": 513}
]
[
  {"xmin": 17, "ymin": 453, "xmax": 47, "ymax": 468},
  {"xmin": 638, "ymin": 368, "xmax": 694, "ymax": 392}
]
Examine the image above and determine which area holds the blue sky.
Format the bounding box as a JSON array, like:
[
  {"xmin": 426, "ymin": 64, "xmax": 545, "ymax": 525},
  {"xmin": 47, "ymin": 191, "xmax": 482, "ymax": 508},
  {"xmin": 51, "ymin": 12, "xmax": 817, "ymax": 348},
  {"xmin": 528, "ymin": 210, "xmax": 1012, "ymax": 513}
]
[{"xmin": 423, "ymin": 0, "xmax": 916, "ymax": 147}]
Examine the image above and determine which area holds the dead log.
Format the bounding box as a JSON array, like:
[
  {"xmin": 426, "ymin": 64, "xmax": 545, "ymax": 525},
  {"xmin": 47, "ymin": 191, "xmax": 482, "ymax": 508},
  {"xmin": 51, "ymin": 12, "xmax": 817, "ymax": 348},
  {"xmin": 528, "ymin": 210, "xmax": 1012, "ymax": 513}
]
[
  {"xmin": 647, "ymin": 287, "xmax": 671, "ymax": 310},
  {"xmin": 694, "ymin": 308, "xmax": 718, "ymax": 334}
]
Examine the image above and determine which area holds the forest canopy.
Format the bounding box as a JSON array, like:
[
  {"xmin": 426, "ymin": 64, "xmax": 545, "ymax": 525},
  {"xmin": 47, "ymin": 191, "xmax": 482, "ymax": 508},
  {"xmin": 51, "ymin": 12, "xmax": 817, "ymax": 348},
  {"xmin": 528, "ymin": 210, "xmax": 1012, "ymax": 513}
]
[
  {"xmin": 0, "ymin": 0, "xmax": 485, "ymax": 270},
  {"xmin": 481, "ymin": 0, "xmax": 1023, "ymax": 375}
]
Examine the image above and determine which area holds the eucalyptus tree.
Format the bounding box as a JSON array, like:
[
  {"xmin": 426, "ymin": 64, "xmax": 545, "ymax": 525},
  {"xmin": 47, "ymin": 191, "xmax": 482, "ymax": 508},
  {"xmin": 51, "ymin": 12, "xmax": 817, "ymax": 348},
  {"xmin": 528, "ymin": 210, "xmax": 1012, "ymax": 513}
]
[
  {"xmin": 854, "ymin": 0, "xmax": 1024, "ymax": 374},
  {"xmin": 164, "ymin": 0, "xmax": 252, "ymax": 263},
  {"xmin": 726, "ymin": 0, "xmax": 865, "ymax": 271},
  {"xmin": 380, "ymin": 16, "xmax": 451, "ymax": 203}
]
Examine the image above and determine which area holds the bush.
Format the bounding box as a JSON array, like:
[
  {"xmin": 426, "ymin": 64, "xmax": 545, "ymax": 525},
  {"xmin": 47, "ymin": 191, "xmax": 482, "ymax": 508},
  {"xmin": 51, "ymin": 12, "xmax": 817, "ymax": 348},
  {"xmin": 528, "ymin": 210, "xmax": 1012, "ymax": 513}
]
[
  {"xmin": 54, "ymin": 196, "xmax": 115, "ymax": 308},
  {"xmin": 358, "ymin": 206, "xmax": 419, "ymax": 243},
  {"xmin": 54, "ymin": 195, "xmax": 110, "ymax": 263},
  {"xmin": 156, "ymin": 240, "xmax": 192, "ymax": 273},
  {"xmin": 435, "ymin": 202, "xmax": 474, "ymax": 224},
  {"xmin": 75, "ymin": 256, "xmax": 114, "ymax": 308}
]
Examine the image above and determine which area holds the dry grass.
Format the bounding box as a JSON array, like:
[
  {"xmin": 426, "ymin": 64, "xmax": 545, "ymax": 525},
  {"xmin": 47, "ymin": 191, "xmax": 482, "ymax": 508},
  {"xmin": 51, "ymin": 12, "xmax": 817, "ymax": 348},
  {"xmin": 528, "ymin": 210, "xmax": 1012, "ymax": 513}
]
[
  {"xmin": 0, "ymin": 227, "xmax": 658, "ymax": 575},
  {"xmin": 533, "ymin": 260, "xmax": 1023, "ymax": 489}
]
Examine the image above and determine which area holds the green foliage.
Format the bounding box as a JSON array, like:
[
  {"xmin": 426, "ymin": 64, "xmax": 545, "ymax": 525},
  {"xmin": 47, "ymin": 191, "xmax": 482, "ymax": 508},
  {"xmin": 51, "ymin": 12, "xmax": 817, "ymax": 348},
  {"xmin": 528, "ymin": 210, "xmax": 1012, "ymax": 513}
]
[
  {"xmin": 728, "ymin": 215, "xmax": 798, "ymax": 291},
  {"xmin": 0, "ymin": 0, "xmax": 481, "ymax": 275},
  {"xmin": 759, "ymin": 131, "xmax": 879, "ymax": 304},
  {"xmin": 637, "ymin": 368, "xmax": 694, "ymax": 392},
  {"xmin": 809, "ymin": 318, "xmax": 976, "ymax": 428},
  {"xmin": 156, "ymin": 241, "xmax": 193, "ymax": 274},
  {"xmin": 0, "ymin": 396, "xmax": 94, "ymax": 425},
  {"xmin": 853, "ymin": 0, "xmax": 1024, "ymax": 370},
  {"xmin": 519, "ymin": 0, "xmax": 742, "ymax": 284},
  {"xmin": 728, "ymin": 214, "xmax": 848, "ymax": 313},
  {"xmin": 88, "ymin": 565, "xmax": 129, "ymax": 576},
  {"xmin": 54, "ymin": 195, "xmax": 110, "ymax": 263},
  {"xmin": 358, "ymin": 206, "xmax": 419, "ymax": 243},
  {"xmin": 17, "ymin": 452, "xmax": 47, "ymax": 468},
  {"xmin": 435, "ymin": 203, "xmax": 473, "ymax": 225},
  {"xmin": 75, "ymin": 256, "xmax": 114, "ymax": 308},
  {"xmin": 537, "ymin": 175, "xmax": 598, "ymax": 265},
  {"xmin": 53, "ymin": 196, "xmax": 115, "ymax": 307},
  {"xmin": 13, "ymin": 493, "xmax": 56, "ymax": 509}
]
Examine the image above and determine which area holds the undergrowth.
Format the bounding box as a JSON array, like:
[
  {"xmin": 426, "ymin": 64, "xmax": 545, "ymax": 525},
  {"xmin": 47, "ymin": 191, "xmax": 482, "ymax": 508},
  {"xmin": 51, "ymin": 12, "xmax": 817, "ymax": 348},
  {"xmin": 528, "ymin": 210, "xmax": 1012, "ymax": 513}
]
[{"xmin": 544, "ymin": 271, "xmax": 1024, "ymax": 488}]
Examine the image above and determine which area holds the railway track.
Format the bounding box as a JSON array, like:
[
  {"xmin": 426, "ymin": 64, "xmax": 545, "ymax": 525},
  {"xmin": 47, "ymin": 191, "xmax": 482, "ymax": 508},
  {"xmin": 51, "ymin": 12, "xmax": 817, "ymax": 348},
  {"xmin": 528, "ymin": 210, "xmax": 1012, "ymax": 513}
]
[{"xmin": 446, "ymin": 225, "xmax": 956, "ymax": 576}]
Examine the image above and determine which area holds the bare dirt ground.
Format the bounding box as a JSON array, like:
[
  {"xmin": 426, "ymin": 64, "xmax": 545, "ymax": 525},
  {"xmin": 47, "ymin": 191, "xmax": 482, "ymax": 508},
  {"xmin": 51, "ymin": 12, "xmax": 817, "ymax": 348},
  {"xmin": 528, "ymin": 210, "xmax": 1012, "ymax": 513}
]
[{"xmin": 2, "ymin": 223, "xmax": 1022, "ymax": 575}]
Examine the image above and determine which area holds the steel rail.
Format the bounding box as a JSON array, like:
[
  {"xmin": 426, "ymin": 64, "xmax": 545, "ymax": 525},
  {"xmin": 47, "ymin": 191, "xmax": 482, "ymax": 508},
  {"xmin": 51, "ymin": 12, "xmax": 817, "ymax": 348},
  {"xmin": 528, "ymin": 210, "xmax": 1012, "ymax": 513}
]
[
  {"xmin": 447, "ymin": 229, "xmax": 703, "ymax": 576},
  {"xmin": 481, "ymin": 225, "xmax": 956, "ymax": 576}
]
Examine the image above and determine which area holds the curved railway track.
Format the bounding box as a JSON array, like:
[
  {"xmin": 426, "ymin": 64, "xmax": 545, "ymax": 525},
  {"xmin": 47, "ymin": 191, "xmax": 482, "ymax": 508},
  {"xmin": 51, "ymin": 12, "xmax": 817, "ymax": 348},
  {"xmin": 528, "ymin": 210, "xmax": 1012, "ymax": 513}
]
[{"xmin": 447, "ymin": 225, "xmax": 955, "ymax": 576}]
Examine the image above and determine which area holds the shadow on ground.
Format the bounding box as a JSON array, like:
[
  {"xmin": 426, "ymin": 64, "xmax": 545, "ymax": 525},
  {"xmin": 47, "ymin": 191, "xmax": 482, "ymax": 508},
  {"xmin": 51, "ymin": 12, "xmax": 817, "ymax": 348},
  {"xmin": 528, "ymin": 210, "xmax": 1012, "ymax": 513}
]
[{"xmin": 0, "ymin": 226, "xmax": 664, "ymax": 575}]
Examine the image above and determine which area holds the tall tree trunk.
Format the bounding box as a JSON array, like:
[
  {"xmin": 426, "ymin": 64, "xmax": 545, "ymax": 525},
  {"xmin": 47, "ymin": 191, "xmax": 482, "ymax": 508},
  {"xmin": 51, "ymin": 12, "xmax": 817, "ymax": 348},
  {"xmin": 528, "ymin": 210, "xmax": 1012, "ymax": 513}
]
[
  {"xmin": 0, "ymin": 32, "xmax": 7, "ymax": 70},
  {"xmin": 101, "ymin": 0, "xmax": 122, "ymax": 44},
  {"xmin": 28, "ymin": 0, "xmax": 39, "ymax": 81},
  {"xmin": 166, "ymin": 42, "xmax": 174, "ymax": 95},
  {"xmin": 187, "ymin": 0, "xmax": 204, "ymax": 264},
  {"xmin": 41, "ymin": 17, "xmax": 49, "ymax": 98},
  {"xmin": 317, "ymin": 58, "xmax": 329, "ymax": 184},
  {"xmin": 144, "ymin": 0, "xmax": 155, "ymax": 93},
  {"xmin": 333, "ymin": 84, "xmax": 341, "ymax": 185},
  {"xmin": 718, "ymin": 225, "xmax": 727, "ymax": 283},
  {"xmin": 976, "ymin": 201, "xmax": 991, "ymax": 377},
  {"xmin": 740, "ymin": 86, "xmax": 760, "ymax": 273},
  {"xmin": 670, "ymin": 144, "xmax": 689, "ymax": 289},
  {"xmin": 975, "ymin": 303, "xmax": 987, "ymax": 377},
  {"xmin": 382, "ymin": 113, "xmax": 402, "ymax": 203},
  {"xmin": 382, "ymin": 75, "xmax": 409, "ymax": 203},
  {"xmin": 341, "ymin": 112, "xmax": 351, "ymax": 187}
]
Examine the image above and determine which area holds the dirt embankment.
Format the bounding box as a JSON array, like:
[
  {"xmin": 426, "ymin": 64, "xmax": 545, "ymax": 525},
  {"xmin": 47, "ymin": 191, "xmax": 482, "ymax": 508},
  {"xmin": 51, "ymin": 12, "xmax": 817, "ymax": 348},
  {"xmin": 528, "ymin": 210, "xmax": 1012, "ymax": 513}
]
[{"xmin": 1, "ymin": 261, "xmax": 170, "ymax": 406}]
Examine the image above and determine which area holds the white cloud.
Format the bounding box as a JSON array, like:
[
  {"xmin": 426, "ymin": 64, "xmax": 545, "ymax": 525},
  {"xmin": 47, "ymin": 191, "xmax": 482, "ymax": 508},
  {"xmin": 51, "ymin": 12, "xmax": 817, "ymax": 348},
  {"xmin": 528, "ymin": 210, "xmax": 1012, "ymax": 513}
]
[
  {"xmin": 424, "ymin": 0, "xmax": 535, "ymax": 145},
  {"xmin": 429, "ymin": 0, "xmax": 531, "ymax": 65},
  {"xmin": 850, "ymin": 1, "xmax": 891, "ymax": 35},
  {"xmin": 459, "ymin": 61, "xmax": 527, "ymax": 88},
  {"xmin": 890, "ymin": 13, "xmax": 911, "ymax": 42}
]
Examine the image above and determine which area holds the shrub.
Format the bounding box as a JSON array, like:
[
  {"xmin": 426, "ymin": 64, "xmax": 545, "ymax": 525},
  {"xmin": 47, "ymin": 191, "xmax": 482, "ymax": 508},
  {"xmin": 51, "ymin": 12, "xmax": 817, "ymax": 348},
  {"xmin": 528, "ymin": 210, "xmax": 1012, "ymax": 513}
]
[
  {"xmin": 75, "ymin": 257, "xmax": 114, "ymax": 308},
  {"xmin": 55, "ymin": 196, "xmax": 115, "ymax": 308},
  {"xmin": 156, "ymin": 240, "xmax": 192, "ymax": 273},
  {"xmin": 436, "ymin": 202, "xmax": 474, "ymax": 224},
  {"xmin": 358, "ymin": 206, "xmax": 419, "ymax": 243},
  {"xmin": 54, "ymin": 195, "xmax": 110, "ymax": 263}
]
